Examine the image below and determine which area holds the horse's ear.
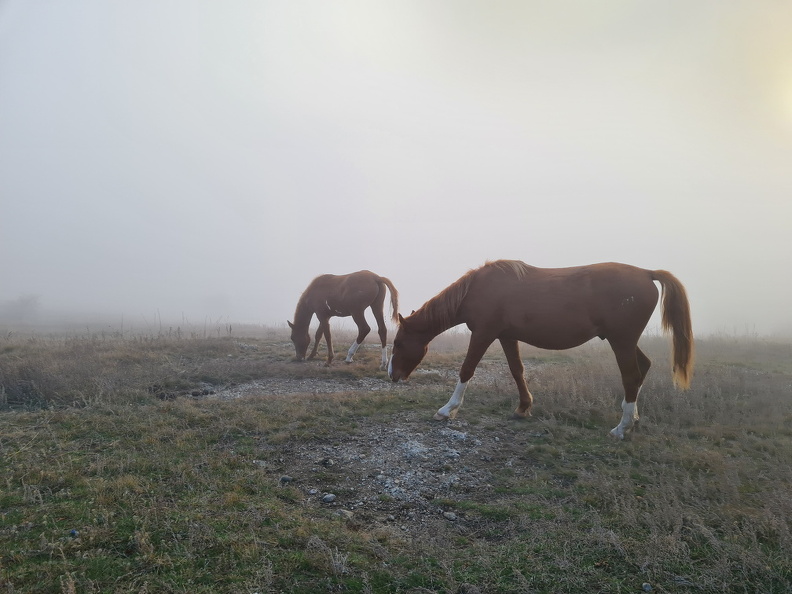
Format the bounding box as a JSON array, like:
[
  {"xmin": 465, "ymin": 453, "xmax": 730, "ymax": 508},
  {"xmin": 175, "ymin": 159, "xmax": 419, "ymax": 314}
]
[
  {"xmin": 411, "ymin": 310, "xmax": 415, "ymax": 315},
  {"xmin": 287, "ymin": 320, "xmax": 294, "ymax": 329},
  {"xmin": 398, "ymin": 314, "xmax": 405, "ymax": 325}
]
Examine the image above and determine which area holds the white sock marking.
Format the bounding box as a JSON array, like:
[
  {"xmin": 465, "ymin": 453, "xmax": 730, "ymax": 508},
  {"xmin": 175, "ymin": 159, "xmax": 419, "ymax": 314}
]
[
  {"xmin": 379, "ymin": 346, "xmax": 388, "ymax": 369},
  {"xmin": 436, "ymin": 380, "xmax": 468, "ymax": 420},
  {"xmin": 610, "ymin": 394, "xmax": 641, "ymax": 439},
  {"xmin": 345, "ymin": 341, "xmax": 360, "ymax": 362}
]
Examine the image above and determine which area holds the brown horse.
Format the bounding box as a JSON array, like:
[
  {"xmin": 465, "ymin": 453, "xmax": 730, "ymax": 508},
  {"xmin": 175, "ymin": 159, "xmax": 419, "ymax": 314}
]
[
  {"xmin": 388, "ymin": 260, "xmax": 693, "ymax": 439},
  {"xmin": 288, "ymin": 270, "xmax": 399, "ymax": 369}
]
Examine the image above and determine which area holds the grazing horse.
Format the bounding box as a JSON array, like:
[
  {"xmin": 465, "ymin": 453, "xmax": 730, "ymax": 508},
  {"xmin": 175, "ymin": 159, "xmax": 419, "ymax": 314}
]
[
  {"xmin": 288, "ymin": 270, "xmax": 399, "ymax": 369},
  {"xmin": 388, "ymin": 260, "xmax": 693, "ymax": 439}
]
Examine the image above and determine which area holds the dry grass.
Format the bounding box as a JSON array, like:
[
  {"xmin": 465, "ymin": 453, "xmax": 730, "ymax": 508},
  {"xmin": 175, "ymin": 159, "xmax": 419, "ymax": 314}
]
[{"xmin": 1, "ymin": 326, "xmax": 791, "ymax": 592}]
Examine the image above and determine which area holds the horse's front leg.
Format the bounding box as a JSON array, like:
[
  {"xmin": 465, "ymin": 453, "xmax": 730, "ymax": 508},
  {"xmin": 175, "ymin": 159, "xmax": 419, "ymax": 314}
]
[
  {"xmin": 499, "ymin": 338, "xmax": 533, "ymax": 418},
  {"xmin": 307, "ymin": 324, "xmax": 324, "ymax": 360},
  {"xmin": 434, "ymin": 332, "xmax": 494, "ymax": 421},
  {"xmin": 322, "ymin": 320, "xmax": 335, "ymax": 366}
]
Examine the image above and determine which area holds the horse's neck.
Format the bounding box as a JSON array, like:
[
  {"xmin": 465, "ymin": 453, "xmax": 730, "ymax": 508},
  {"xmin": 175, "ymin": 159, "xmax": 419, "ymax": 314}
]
[
  {"xmin": 293, "ymin": 300, "xmax": 314, "ymax": 328},
  {"xmin": 410, "ymin": 273, "xmax": 470, "ymax": 337},
  {"xmin": 411, "ymin": 303, "xmax": 459, "ymax": 338}
]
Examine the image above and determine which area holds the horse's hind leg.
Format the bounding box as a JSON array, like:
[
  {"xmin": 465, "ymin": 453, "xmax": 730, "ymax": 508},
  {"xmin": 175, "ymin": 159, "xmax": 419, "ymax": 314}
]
[
  {"xmin": 345, "ymin": 311, "xmax": 371, "ymax": 363},
  {"xmin": 370, "ymin": 299, "xmax": 389, "ymax": 370},
  {"xmin": 631, "ymin": 347, "xmax": 651, "ymax": 428},
  {"xmin": 499, "ymin": 338, "xmax": 533, "ymax": 418},
  {"xmin": 609, "ymin": 342, "xmax": 649, "ymax": 439}
]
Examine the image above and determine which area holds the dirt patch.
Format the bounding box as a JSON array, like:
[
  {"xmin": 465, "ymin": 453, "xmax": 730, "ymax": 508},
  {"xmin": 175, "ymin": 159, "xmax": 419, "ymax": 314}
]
[
  {"xmin": 208, "ymin": 365, "xmax": 549, "ymax": 532},
  {"xmin": 260, "ymin": 411, "xmax": 547, "ymax": 531}
]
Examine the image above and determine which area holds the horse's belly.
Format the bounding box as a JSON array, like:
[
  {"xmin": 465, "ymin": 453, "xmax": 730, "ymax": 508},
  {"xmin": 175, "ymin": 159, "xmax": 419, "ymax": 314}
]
[{"xmin": 502, "ymin": 317, "xmax": 599, "ymax": 351}]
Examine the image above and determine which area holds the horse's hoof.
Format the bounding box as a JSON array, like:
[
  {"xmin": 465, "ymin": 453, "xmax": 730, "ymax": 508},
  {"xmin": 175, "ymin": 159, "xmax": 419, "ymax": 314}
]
[
  {"xmin": 608, "ymin": 429, "xmax": 625, "ymax": 440},
  {"xmin": 433, "ymin": 413, "xmax": 449, "ymax": 421},
  {"xmin": 510, "ymin": 412, "xmax": 530, "ymax": 420}
]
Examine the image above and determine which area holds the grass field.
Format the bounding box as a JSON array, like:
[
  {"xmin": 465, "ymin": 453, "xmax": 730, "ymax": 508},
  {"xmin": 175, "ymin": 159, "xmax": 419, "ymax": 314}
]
[{"xmin": 1, "ymin": 325, "xmax": 791, "ymax": 593}]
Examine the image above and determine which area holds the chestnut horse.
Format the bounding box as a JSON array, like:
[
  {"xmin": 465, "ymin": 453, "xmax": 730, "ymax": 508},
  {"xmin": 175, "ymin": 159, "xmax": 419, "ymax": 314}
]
[
  {"xmin": 388, "ymin": 260, "xmax": 693, "ymax": 439},
  {"xmin": 288, "ymin": 270, "xmax": 399, "ymax": 369}
]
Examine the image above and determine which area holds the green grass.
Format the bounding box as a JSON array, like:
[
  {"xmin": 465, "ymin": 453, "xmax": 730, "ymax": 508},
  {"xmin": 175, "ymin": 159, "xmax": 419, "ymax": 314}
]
[{"xmin": 1, "ymin": 328, "xmax": 792, "ymax": 592}]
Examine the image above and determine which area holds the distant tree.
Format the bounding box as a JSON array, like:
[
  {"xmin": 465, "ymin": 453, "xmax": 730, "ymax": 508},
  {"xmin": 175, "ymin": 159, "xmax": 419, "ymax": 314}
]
[{"xmin": 0, "ymin": 295, "xmax": 41, "ymax": 321}]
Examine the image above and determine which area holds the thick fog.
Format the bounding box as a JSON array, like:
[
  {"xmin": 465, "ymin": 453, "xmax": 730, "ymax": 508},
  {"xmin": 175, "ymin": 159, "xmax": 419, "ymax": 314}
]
[{"xmin": 2, "ymin": 2, "xmax": 791, "ymax": 337}]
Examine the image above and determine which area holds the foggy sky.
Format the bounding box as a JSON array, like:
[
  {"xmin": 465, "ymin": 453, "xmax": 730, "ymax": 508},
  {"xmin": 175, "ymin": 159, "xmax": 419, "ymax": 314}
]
[{"xmin": 2, "ymin": 2, "xmax": 792, "ymax": 337}]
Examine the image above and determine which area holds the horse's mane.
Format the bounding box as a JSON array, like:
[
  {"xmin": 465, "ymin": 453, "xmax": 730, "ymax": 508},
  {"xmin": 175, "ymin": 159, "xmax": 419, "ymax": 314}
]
[
  {"xmin": 412, "ymin": 260, "xmax": 531, "ymax": 332},
  {"xmin": 485, "ymin": 259, "xmax": 533, "ymax": 279},
  {"xmin": 292, "ymin": 276, "xmax": 324, "ymax": 325}
]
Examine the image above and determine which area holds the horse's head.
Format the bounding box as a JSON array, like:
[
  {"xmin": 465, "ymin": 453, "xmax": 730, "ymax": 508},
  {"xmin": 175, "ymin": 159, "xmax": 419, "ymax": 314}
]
[
  {"xmin": 388, "ymin": 313, "xmax": 430, "ymax": 382},
  {"xmin": 287, "ymin": 320, "xmax": 310, "ymax": 361}
]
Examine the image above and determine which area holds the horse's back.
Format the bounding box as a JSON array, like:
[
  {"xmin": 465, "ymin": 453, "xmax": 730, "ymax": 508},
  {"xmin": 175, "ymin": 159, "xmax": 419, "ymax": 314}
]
[
  {"xmin": 303, "ymin": 270, "xmax": 381, "ymax": 311},
  {"xmin": 308, "ymin": 270, "xmax": 375, "ymax": 289},
  {"xmin": 465, "ymin": 262, "xmax": 660, "ymax": 348}
]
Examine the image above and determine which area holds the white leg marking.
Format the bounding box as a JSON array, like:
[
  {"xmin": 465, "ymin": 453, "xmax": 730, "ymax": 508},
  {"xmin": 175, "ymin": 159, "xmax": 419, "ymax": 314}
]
[
  {"xmin": 379, "ymin": 346, "xmax": 388, "ymax": 370},
  {"xmin": 435, "ymin": 380, "xmax": 468, "ymax": 420},
  {"xmin": 610, "ymin": 399, "xmax": 636, "ymax": 440},
  {"xmin": 345, "ymin": 341, "xmax": 360, "ymax": 363},
  {"xmin": 387, "ymin": 355, "xmax": 393, "ymax": 379}
]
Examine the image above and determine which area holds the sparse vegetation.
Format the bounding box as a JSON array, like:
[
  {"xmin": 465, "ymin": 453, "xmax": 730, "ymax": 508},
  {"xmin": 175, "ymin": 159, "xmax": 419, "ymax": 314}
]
[{"xmin": 1, "ymin": 325, "xmax": 791, "ymax": 592}]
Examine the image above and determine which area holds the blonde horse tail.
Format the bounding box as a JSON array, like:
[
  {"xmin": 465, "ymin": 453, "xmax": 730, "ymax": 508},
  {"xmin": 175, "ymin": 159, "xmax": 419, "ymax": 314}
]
[
  {"xmin": 378, "ymin": 276, "xmax": 400, "ymax": 322},
  {"xmin": 651, "ymin": 270, "xmax": 694, "ymax": 389}
]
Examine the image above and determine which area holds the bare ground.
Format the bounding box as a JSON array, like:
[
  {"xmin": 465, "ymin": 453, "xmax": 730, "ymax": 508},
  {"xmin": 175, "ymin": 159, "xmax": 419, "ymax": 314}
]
[{"xmin": 208, "ymin": 360, "xmax": 554, "ymax": 534}]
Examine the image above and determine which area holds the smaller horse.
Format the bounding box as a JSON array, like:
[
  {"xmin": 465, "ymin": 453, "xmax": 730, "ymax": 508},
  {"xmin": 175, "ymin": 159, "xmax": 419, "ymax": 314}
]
[
  {"xmin": 388, "ymin": 260, "xmax": 694, "ymax": 439},
  {"xmin": 288, "ymin": 270, "xmax": 399, "ymax": 369}
]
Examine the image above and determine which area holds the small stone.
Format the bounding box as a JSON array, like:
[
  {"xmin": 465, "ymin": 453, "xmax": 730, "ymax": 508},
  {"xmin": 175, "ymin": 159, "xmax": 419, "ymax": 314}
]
[
  {"xmin": 443, "ymin": 512, "xmax": 457, "ymax": 521},
  {"xmin": 337, "ymin": 509, "xmax": 354, "ymax": 519},
  {"xmin": 641, "ymin": 584, "xmax": 652, "ymax": 592},
  {"xmin": 279, "ymin": 475, "xmax": 293, "ymax": 485},
  {"xmin": 308, "ymin": 489, "xmax": 318, "ymax": 495},
  {"xmin": 321, "ymin": 493, "xmax": 336, "ymax": 503}
]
